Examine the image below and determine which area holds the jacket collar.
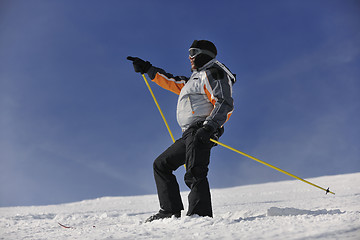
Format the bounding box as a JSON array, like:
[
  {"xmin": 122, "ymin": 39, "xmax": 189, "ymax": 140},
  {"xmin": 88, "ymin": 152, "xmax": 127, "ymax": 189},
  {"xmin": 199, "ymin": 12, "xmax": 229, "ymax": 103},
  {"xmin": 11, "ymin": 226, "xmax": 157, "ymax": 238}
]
[
  {"xmin": 192, "ymin": 59, "xmax": 236, "ymax": 84},
  {"xmin": 199, "ymin": 58, "xmax": 217, "ymax": 71},
  {"xmin": 192, "ymin": 58, "xmax": 217, "ymax": 72}
]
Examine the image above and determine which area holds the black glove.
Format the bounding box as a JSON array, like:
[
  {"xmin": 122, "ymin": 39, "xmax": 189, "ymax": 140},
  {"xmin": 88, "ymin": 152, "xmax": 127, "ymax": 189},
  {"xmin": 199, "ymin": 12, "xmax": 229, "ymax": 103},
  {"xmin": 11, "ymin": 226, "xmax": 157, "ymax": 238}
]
[
  {"xmin": 211, "ymin": 126, "xmax": 224, "ymax": 146},
  {"xmin": 212, "ymin": 126, "xmax": 224, "ymax": 141},
  {"xmin": 194, "ymin": 124, "xmax": 215, "ymax": 144},
  {"xmin": 127, "ymin": 56, "xmax": 152, "ymax": 74}
]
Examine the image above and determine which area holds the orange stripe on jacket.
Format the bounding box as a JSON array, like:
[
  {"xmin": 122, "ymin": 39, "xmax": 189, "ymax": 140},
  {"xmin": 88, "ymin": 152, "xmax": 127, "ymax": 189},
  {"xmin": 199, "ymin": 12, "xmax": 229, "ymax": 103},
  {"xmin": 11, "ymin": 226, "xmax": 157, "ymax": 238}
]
[
  {"xmin": 204, "ymin": 84, "xmax": 234, "ymax": 126},
  {"xmin": 152, "ymin": 73, "xmax": 185, "ymax": 95},
  {"xmin": 225, "ymin": 111, "xmax": 233, "ymax": 123},
  {"xmin": 203, "ymin": 85, "xmax": 216, "ymax": 105}
]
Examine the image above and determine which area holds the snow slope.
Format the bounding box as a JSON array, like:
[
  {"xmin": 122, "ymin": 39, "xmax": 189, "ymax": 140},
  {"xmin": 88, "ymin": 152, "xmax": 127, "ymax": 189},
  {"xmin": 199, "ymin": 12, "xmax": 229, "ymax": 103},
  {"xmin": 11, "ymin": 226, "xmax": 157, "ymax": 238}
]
[{"xmin": 1, "ymin": 172, "xmax": 359, "ymax": 240}]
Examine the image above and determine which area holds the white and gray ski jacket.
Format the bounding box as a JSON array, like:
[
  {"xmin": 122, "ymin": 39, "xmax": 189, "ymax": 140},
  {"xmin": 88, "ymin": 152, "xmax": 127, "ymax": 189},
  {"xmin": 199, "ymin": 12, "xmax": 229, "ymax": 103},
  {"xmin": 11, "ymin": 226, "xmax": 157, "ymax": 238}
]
[{"xmin": 147, "ymin": 59, "xmax": 236, "ymax": 132}]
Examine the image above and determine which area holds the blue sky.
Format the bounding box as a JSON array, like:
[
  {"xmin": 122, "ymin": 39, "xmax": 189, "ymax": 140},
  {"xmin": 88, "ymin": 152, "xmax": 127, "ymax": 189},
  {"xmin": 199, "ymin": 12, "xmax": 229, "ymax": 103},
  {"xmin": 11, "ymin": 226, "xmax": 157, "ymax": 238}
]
[{"xmin": 1, "ymin": 0, "xmax": 359, "ymax": 207}]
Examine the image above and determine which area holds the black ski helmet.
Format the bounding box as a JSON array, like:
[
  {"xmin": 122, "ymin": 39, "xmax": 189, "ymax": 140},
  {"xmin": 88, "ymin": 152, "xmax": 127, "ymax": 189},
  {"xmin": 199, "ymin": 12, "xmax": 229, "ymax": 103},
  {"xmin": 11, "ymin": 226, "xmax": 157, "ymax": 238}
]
[{"xmin": 190, "ymin": 40, "xmax": 217, "ymax": 56}]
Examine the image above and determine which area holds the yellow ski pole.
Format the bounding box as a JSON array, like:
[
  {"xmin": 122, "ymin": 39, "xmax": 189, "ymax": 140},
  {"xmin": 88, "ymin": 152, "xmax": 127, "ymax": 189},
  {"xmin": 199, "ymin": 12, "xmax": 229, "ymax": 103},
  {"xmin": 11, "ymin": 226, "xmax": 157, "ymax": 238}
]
[
  {"xmin": 141, "ymin": 74, "xmax": 186, "ymax": 169},
  {"xmin": 210, "ymin": 139, "xmax": 335, "ymax": 195},
  {"xmin": 142, "ymin": 74, "xmax": 175, "ymax": 143},
  {"xmin": 141, "ymin": 74, "xmax": 334, "ymax": 195}
]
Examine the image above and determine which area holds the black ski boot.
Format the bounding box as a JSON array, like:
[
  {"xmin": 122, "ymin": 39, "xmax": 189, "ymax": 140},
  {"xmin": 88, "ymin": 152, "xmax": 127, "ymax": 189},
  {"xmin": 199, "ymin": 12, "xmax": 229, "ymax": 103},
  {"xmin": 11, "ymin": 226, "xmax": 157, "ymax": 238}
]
[{"xmin": 145, "ymin": 209, "xmax": 181, "ymax": 223}]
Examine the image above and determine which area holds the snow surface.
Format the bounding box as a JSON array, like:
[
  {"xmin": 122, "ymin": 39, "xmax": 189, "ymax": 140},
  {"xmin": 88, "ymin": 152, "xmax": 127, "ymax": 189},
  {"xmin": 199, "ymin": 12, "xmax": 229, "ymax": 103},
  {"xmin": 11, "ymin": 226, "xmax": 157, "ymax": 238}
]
[{"xmin": 1, "ymin": 172, "xmax": 359, "ymax": 240}]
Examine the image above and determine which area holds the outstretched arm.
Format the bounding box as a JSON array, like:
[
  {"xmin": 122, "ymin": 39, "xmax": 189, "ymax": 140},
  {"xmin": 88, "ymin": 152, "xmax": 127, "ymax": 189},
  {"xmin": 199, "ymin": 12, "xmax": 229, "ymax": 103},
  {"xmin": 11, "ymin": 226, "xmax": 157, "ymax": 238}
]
[
  {"xmin": 147, "ymin": 66, "xmax": 188, "ymax": 95},
  {"xmin": 127, "ymin": 56, "xmax": 188, "ymax": 95}
]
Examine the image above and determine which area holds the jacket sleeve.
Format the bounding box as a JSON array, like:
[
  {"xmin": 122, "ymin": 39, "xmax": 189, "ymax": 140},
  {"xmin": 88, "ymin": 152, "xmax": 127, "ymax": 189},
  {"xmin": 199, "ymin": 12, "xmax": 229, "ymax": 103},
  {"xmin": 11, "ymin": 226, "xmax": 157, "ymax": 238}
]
[
  {"xmin": 147, "ymin": 66, "xmax": 188, "ymax": 95},
  {"xmin": 203, "ymin": 68, "xmax": 235, "ymax": 129}
]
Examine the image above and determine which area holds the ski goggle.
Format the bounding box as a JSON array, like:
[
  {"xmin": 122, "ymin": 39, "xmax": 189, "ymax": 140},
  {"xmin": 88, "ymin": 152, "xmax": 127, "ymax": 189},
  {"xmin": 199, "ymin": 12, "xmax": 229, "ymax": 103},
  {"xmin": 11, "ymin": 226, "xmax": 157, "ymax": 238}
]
[{"xmin": 189, "ymin": 48, "xmax": 216, "ymax": 58}]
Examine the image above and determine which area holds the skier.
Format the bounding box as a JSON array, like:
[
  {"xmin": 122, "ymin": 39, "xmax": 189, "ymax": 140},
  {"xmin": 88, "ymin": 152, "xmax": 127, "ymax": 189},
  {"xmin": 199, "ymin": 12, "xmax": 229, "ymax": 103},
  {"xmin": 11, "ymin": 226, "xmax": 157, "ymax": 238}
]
[{"xmin": 127, "ymin": 40, "xmax": 236, "ymax": 222}]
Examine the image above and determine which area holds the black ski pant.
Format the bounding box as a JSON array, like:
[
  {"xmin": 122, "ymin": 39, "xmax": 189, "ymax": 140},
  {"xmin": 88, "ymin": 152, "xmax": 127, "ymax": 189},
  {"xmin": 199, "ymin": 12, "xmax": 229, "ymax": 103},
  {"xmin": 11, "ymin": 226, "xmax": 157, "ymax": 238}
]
[{"xmin": 153, "ymin": 122, "xmax": 214, "ymax": 217}]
